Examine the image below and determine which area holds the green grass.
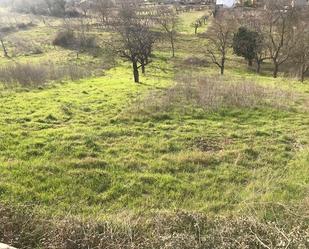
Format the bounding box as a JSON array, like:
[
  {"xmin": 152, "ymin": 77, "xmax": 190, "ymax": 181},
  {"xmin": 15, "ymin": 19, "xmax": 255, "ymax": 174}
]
[
  {"xmin": 0, "ymin": 10, "xmax": 112, "ymax": 71},
  {"xmin": 178, "ymin": 10, "xmax": 210, "ymax": 34},
  {"xmin": 0, "ymin": 10, "xmax": 308, "ymax": 220}
]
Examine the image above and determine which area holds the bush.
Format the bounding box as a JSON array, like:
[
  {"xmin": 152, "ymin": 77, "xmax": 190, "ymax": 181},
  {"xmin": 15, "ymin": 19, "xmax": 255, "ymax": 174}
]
[
  {"xmin": 32, "ymin": 47, "xmax": 44, "ymax": 55},
  {"xmin": 79, "ymin": 35, "xmax": 98, "ymax": 49},
  {"xmin": 182, "ymin": 57, "xmax": 209, "ymax": 67},
  {"xmin": 52, "ymin": 30, "xmax": 75, "ymax": 48},
  {"xmin": 63, "ymin": 64, "xmax": 90, "ymax": 81},
  {"xmin": 233, "ymin": 27, "xmax": 262, "ymax": 66},
  {"xmin": 0, "ymin": 22, "xmax": 35, "ymax": 33},
  {"xmin": 0, "ymin": 26, "xmax": 16, "ymax": 33},
  {"xmin": 16, "ymin": 22, "xmax": 35, "ymax": 30},
  {"xmin": 53, "ymin": 31, "xmax": 98, "ymax": 51}
]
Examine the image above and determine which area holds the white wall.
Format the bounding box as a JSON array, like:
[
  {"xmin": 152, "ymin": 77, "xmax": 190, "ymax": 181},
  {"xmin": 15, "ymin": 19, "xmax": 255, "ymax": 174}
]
[
  {"xmin": 216, "ymin": 0, "xmax": 235, "ymax": 7},
  {"xmin": 294, "ymin": 0, "xmax": 308, "ymax": 6}
]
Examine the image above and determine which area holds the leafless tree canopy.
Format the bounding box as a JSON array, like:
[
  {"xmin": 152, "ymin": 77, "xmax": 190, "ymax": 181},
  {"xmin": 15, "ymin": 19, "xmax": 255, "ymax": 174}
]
[
  {"xmin": 263, "ymin": 2, "xmax": 298, "ymax": 78},
  {"xmin": 155, "ymin": 6, "xmax": 179, "ymax": 58},
  {"xmin": 291, "ymin": 10, "xmax": 309, "ymax": 82},
  {"xmin": 204, "ymin": 13, "xmax": 236, "ymax": 75},
  {"xmin": 105, "ymin": 2, "xmax": 157, "ymax": 83}
]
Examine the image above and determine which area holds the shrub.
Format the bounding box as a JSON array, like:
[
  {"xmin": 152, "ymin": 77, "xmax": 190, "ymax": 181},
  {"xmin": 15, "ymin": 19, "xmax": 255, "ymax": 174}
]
[
  {"xmin": 16, "ymin": 22, "xmax": 35, "ymax": 30},
  {"xmin": 0, "ymin": 26, "xmax": 16, "ymax": 33},
  {"xmin": 32, "ymin": 47, "xmax": 44, "ymax": 54},
  {"xmin": 0, "ymin": 22, "xmax": 35, "ymax": 33},
  {"xmin": 65, "ymin": 64, "xmax": 90, "ymax": 81},
  {"xmin": 52, "ymin": 30, "xmax": 75, "ymax": 48},
  {"xmin": 79, "ymin": 35, "xmax": 98, "ymax": 49},
  {"xmin": 233, "ymin": 27, "xmax": 262, "ymax": 66},
  {"xmin": 53, "ymin": 31, "xmax": 98, "ymax": 51},
  {"xmin": 182, "ymin": 57, "xmax": 209, "ymax": 67}
]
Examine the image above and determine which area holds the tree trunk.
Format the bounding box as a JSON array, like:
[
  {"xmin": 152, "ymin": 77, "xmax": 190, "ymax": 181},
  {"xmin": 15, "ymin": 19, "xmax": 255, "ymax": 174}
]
[
  {"xmin": 300, "ymin": 65, "xmax": 305, "ymax": 82},
  {"xmin": 0, "ymin": 39, "xmax": 8, "ymax": 57},
  {"xmin": 170, "ymin": 34, "xmax": 175, "ymax": 58},
  {"xmin": 220, "ymin": 58, "xmax": 225, "ymax": 75},
  {"xmin": 141, "ymin": 59, "xmax": 145, "ymax": 74},
  {"xmin": 220, "ymin": 66, "xmax": 224, "ymax": 75},
  {"xmin": 273, "ymin": 63, "xmax": 279, "ymax": 78},
  {"xmin": 133, "ymin": 61, "xmax": 139, "ymax": 83},
  {"xmin": 256, "ymin": 60, "xmax": 261, "ymax": 73},
  {"xmin": 248, "ymin": 59, "xmax": 253, "ymax": 67},
  {"xmin": 141, "ymin": 64, "xmax": 145, "ymax": 74},
  {"xmin": 301, "ymin": 72, "xmax": 305, "ymax": 82}
]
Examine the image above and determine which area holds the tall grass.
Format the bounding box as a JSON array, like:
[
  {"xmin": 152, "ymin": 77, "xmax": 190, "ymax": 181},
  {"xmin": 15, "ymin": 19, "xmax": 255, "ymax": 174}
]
[
  {"xmin": 129, "ymin": 75, "xmax": 296, "ymax": 117},
  {"xmin": 0, "ymin": 62, "xmax": 92, "ymax": 87},
  {"xmin": 1, "ymin": 201, "xmax": 309, "ymax": 249}
]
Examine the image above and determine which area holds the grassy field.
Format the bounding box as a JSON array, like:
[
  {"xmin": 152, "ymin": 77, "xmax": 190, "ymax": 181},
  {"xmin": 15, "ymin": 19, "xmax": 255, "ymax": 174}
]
[{"xmin": 0, "ymin": 8, "xmax": 308, "ymax": 225}]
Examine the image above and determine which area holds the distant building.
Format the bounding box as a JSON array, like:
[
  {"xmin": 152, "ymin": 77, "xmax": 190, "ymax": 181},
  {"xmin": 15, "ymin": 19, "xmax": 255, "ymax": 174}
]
[
  {"xmin": 263, "ymin": 0, "xmax": 309, "ymax": 8},
  {"xmin": 216, "ymin": 0, "xmax": 235, "ymax": 8},
  {"xmin": 215, "ymin": 0, "xmax": 252, "ymax": 8},
  {"xmin": 292, "ymin": 0, "xmax": 309, "ymax": 7},
  {"xmin": 217, "ymin": 0, "xmax": 308, "ymax": 8},
  {"xmin": 162, "ymin": 0, "xmax": 216, "ymax": 4}
]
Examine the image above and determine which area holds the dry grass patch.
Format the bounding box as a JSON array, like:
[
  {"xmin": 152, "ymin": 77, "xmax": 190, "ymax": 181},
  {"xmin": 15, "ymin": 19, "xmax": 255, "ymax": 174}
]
[
  {"xmin": 1, "ymin": 201, "xmax": 309, "ymax": 249},
  {"xmin": 0, "ymin": 62, "xmax": 92, "ymax": 87},
  {"xmin": 128, "ymin": 75, "xmax": 298, "ymax": 117}
]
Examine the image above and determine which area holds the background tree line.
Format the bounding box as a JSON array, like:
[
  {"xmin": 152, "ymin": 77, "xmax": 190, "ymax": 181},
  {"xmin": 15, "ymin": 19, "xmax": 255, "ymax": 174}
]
[
  {"xmin": 205, "ymin": 0, "xmax": 309, "ymax": 81},
  {"xmin": 1, "ymin": 0, "xmax": 308, "ymax": 82}
]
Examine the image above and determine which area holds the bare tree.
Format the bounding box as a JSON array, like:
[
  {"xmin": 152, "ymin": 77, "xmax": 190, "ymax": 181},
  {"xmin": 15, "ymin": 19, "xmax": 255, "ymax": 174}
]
[
  {"xmin": 79, "ymin": 0, "xmax": 91, "ymax": 17},
  {"xmin": 42, "ymin": 0, "xmax": 67, "ymax": 16},
  {"xmin": 292, "ymin": 13, "xmax": 309, "ymax": 82},
  {"xmin": 94, "ymin": 0, "xmax": 115, "ymax": 26},
  {"xmin": 0, "ymin": 21, "xmax": 10, "ymax": 58},
  {"xmin": 204, "ymin": 15, "xmax": 235, "ymax": 75},
  {"xmin": 138, "ymin": 29, "xmax": 156, "ymax": 74},
  {"xmin": 254, "ymin": 36, "xmax": 269, "ymax": 73},
  {"xmin": 156, "ymin": 6, "xmax": 178, "ymax": 58},
  {"xmin": 107, "ymin": 3, "xmax": 156, "ymax": 83},
  {"xmin": 0, "ymin": 35, "xmax": 8, "ymax": 57},
  {"xmin": 192, "ymin": 15, "xmax": 209, "ymax": 35},
  {"xmin": 263, "ymin": 1, "xmax": 298, "ymax": 78},
  {"xmin": 193, "ymin": 19, "xmax": 202, "ymax": 35}
]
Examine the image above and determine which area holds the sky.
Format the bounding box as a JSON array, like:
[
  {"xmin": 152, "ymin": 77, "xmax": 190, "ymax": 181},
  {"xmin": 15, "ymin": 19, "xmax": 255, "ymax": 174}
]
[{"xmin": 216, "ymin": 0, "xmax": 235, "ymax": 7}]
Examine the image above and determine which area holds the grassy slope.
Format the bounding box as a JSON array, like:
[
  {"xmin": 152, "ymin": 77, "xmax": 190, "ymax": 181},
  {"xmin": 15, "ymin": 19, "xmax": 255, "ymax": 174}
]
[
  {"xmin": 0, "ymin": 9, "xmax": 112, "ymax": 75},
  {"xmin": 0, "ymin": 11, "xmax": 308, "ymax": 218}
]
